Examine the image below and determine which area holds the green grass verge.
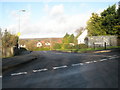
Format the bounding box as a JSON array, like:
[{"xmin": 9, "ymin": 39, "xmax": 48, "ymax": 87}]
[{"xmin": 55, "ymin": 46, "xmax": 120, "ymax": 53}]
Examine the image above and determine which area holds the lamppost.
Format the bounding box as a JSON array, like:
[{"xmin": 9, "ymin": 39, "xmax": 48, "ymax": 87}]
[
  {"xmin": 17, "ymin": 9, "xmax": 26, "ymax": 49},
  {"xmin": 118, "ymin": 1, "xmax": 120, "ymax": 8}
]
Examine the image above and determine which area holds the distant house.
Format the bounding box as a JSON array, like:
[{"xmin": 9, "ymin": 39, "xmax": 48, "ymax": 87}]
[
  {"xmin": 40, "ymin": 41, "xmax": 45, "ymax": 44},
  {"xmin": 69, "ymin": 43, "xmax": 75, "ymax": 46},
  {"xmin": 20, "ymin": 44, "xmax": 26, "ymax": 48},
  {"xmin": 77, "ymin": 30, "xmax": 88, "ymax": 44},
  {"xmin": 20, "ymin": 38, "xmax": 63, "ymax": 48},
  {"xmin": 57, "ymin": 40, "xmax": 62, "ymax": 43},
  {"xmin": 37, "ymin": 42, "xmax": 42, "ymax": 47},
  {"xmin": 45, "ymin": 42, "xmax": 51, "ymax": 46}
]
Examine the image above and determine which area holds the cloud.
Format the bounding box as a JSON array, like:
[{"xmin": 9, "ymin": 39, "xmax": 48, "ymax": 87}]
[
  {"xmin": 49, "ymin": 4, "xmax": 64, "ymax": 17},
  {"xmin": 7, "ymin": 4, "xmax": 91, "ymax": 38},
  {"xmin": 44, "ymin": 4, "xmax": 49, "ymax": 13}
]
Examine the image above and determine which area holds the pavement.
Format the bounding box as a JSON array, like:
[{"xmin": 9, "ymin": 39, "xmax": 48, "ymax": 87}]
[
  {"xmin": 2, "ymin": 51, "xmax": 40, "ymax": 71},
  {"xmin": 2, "ymin": 48, "xmax": 120, "ymax": 88}
]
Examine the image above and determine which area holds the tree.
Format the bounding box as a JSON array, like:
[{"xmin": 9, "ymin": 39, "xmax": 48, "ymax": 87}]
[
  {"xmin": 25, "ymin": 40, "xmax": 36, "ymax": 51},
  {"xmin": 62, "ymin": 33, "xmax": 78, "ymax": 49},
  {"xmin": 87, "ymin": 4, "xmax": 120, "ymax": 36},
  {"xmin": 19, "ymin": 39, "xmax": 26, "ymax": 45},
  {"xmin": 68, "ymin": 34, "xmax": 74, "ymax": 43},
  {"xmin": 87, "ymin": 13, "xmax": 106, "ymax": 36},
  {"xmin": 2, "ymin": 29, "xmax": 18, "ymax": 48},
  {"xmin": 53, "ymin": 43, "xmax": 61, "ymax": 49},
  {"xmin": 62, "ymin": 33, "xmax": 70, "ymax": 44},
  {"xmin": 62, "ymin": 33, "xmax": 78, "ymax": 44},
  {"xmin": 75, "ymin": 27, "xmax": 85, "ymax": 38},
  {"xmin": 100, "ymin": 4, "xmax": 118, "ymax": 35},
  {"xmin": 1, "ymin": 29, "xmax": 18, "ymax": 57}
]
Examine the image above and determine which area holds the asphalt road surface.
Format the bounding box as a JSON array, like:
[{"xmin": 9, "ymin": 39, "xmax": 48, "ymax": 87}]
[{"xmin": 2, "ymin": 49, "xmax": 120, "ymax": 88}]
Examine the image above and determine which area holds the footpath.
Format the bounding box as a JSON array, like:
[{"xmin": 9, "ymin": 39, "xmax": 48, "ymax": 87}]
[{"xmin": 2, "ymin": 51, "xmax": 39, "ymax": 71}]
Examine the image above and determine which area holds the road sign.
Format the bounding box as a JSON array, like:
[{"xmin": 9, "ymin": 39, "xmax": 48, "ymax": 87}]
[{"xmin": 17, "ymin": 32, "xmax": 21, "ymax": 36}]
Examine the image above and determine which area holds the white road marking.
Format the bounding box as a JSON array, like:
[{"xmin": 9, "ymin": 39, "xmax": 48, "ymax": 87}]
[
  {"xmin": 107, "ymin": 56, "xmax": 113, "ymax": 57},
  {"xmin": 105, "ymin": 55, "xmax": 119, "ymax": 59},
  {"xmin": 72, "ymin": 63, "xmax": 84, "ymax": 66},
  {"xmin": 93, "ymin": 60, "xmax": 97, "ymax": 63},
  {"xmin": 109, "ymin": 57, "xmax": 116, "ymax": 59},
  {"xmin": 11, "ymin": 72, "xmax": 27, "ymax": 76},
  {"xmin": 85, "ymin": 61, "xmax": 94, "ymax": 64},
  {"xmin": 0, "ymin": 76, "xmax": 2, "ymax": 78},
  {"xmin": 80, "ymin": 63, "xmax": 84, "ymax": 65},
  {"xmin": 99, "ymin": 59, "xmax": 107, "ymax": 62},
  {"xmin": 10, "ymin": 54, "xmax": 120, "ymax": 76},
  {"xmin": 53, "ymin": 65, "xmax": 67, "ymax": 70},
  {"xmin": 33, "ymin": 68, "xmax": 48, "ymax": 72}
]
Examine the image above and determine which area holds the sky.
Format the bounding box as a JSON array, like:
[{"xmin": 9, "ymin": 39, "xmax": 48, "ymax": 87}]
[{"xmin": 0, "ymin": 0, "xmax": 119, "ymax": 38}]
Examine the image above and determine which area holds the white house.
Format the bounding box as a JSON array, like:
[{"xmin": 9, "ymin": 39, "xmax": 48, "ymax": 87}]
[
  {"xmin": 37, "ymin": 42, "xmax": 42, "ymax": 47},
  {"xmin": 77, "ymin": 29, "xmax": 88, "ymax": 44},
  {"xmin": 69, "ymin": 43, "xmax": 75, "ymax": 46},
  {"xmin": 20, "ymin": 44, "xmax": 26, "ymax": 48},
  {"xmin": 45, "ymin": 42, "xmax": 51, "ymax": 46}
]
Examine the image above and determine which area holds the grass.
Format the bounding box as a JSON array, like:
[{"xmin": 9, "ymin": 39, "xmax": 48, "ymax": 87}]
[{"xmin": 54, "ymin": 46, "xmax": 120, "ymax": 53}]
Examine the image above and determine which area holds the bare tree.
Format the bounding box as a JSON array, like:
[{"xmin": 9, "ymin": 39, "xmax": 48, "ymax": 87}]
[{"xmin": 75, "ymin": 27, "xmax": 85, "ymax": 38}]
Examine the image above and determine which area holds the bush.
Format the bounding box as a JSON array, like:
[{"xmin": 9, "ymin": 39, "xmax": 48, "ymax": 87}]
[
  {"xmin": 62, "ymin": 44, "xmax": 73, "ymax": 49},
  {"xmin": 74, "ymin": 44, "xmax": 88, "ymax": 49},
  {"xmin": 53, "ymin": 43, "xmax": 61, "ymax": 49}
]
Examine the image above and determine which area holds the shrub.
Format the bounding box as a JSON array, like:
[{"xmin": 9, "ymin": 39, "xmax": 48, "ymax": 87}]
[
  {"xmin": 53, "ymin": 43, "xmax": 61, "ymax": 49},
  {"xmin": 62, "ymin": 44, "xmax": 73, "ymax": 49},
  {"xmin": 74, "ymin": 44, "xmax": 88, "ymax": 49}
]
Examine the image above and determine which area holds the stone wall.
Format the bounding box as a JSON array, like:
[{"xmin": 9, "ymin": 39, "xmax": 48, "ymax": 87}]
[
  {"xmin": 85, "ymin": 35, "xmax": 119, "ymax": 48},
  {"xmin": 2, "ymin": 47, "xmax": 14, "ymax": 58},
  {"xmin": 2, "ymin": 46, "xmax": 28, "ymax": 58}
]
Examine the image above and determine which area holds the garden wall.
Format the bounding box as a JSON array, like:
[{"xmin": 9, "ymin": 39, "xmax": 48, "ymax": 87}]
[{"xmin": 85, "ymin": 35, "xmax": 119, "ymax": 48}]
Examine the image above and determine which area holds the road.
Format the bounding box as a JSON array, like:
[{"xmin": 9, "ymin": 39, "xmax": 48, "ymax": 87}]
[{"xmin": 2, "ymin": 49, "xmax": 120, "ymax": 88}]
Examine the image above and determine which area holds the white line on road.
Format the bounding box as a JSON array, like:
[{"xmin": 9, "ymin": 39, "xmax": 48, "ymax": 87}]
[
  {"xmin": 85, "ymin": 61, "xmax": 94, "ymax": 64},
  {"xmin": 11, "ymin": 72, "xmax": 27, "ymax": 76},
  {"xmin": 53, "ymin": 65, "xmax": 67, "ymax": 70},
  {"xmin": 72, "ymin": 63, "xmax": 84, "ymax": 66},
  {"xmin": 99, "ymin": 59, "xmax": 107, "ymax": 62},
  {"xmin": 93, "ymin": 60, "xmax": 97, "ymax": 63},
  {"xmin": 107, "ymin": 56, "xmax": 113, "ymax": 57},
  {"xmin": 33, "ymin": 68, "xmax": 48, "ymax": 72},
  {"xmin": 109, "ymin": 57, "xmax": 116, "ymax": 59}
]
